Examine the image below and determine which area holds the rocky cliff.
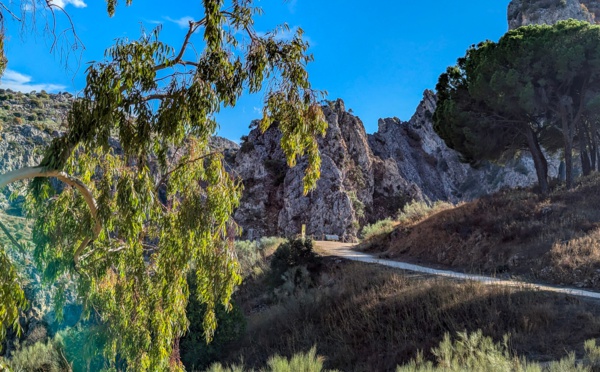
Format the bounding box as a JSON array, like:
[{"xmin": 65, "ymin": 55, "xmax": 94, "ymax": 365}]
[
  {"xmin": 234, "ymin": 91, "xmax": 554, "ymax": 242},
  {"xmin": 508, "ymin": 0, "xmax": 600, "ymax": 29}
]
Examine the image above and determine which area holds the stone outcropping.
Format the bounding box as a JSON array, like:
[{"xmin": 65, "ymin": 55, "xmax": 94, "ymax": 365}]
[
  {"xmin": 508, "ymin": 0, "xmax": 600, "ymax": 29},
  {"xmin": 234, "ymin": 100, "xmax": 374, "ymax": 242},
  {"xmin": 234, "ymin": 91, "xmax": 555, "ymax": 242}
]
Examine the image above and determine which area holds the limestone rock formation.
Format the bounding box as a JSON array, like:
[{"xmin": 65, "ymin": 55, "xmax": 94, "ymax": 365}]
[
  {"xmin": 233, "ymin": 91, "xmax": 554, "ymax": 241},
  {"xmin": 235, "ymin": 100, "xmax": 373, "ymax": 241},
  {"xmin": 508, "ymin": 0, "xmax": 600, "ymax": 29}
]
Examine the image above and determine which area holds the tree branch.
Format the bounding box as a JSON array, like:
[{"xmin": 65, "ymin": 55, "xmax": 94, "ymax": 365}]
[
  {"xmin": 0, "ymin": 2, "xmax": 21, "ymax": 22},
  {"xmin": 0, "ymin": 218, "xmax": 25, "ymax": 253},
  {"xmin": 0, "ymin": 167, "xmax": 101, "ymax": 267},
  {"xmin": 155, "ymin": 151, "xmax": 219, "ymax": 191}
]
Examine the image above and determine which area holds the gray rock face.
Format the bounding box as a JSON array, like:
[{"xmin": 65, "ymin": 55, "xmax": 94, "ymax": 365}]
[
  {"xmin": 234, "ymin": 92, "xmax": 555, "ymax": 241},
  {"xmin": 235, "ymin": 100, "xmax": 373, "ymax": 241},
  {"xmin": 508, "ymin": 0, "xmax": 600, "ymax": 29},
  {"xmin": 0, "ymin": 129, "xmax": 61, "ymax": 211}
]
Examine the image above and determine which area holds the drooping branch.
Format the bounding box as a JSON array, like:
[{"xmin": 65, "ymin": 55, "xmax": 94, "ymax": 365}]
[
  {"xmin": 0, "ymin": 218, "xmax": 25, "ymax": 253},
  {"xmin": 155, "ymin": 151, "xmax": 219, "ymax": 191},
  {"xmin": 0, "ymin": 167, "xmax": 101, "ymax": 266}
]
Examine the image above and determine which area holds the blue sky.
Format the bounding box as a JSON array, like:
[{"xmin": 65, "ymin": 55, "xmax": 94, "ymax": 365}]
[{"xmin": 1, "ymin": 0, "xmax": 511, "ymax": 141}]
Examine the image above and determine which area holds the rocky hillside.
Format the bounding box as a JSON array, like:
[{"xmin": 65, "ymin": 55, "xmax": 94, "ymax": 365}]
[
  {"xmin": 508, "ymin": 0, "xmax": 600, "ymax": 29},
  {"xmin": 235, "ymin": 91, "xmax": 556, "ymax": 241},
  {"xmin": 0, "ymin": 90, "xmax": 240, "ymax": 213},
  {"xmin": 0, "ymin": 89, "xmax": 557, "ymax": 242},
  {"xmin": 0, "ymin": 90, "xmax": 68, "ymax": 212}
]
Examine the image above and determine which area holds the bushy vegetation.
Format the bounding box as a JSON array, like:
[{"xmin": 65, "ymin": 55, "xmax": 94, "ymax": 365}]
[
  {"xmin": 360, "ymin": 218, "xmax": 396, "ymax": 240},
  {"xmin": 203, "ymin": 332, "xmax": 600, "ymax": 372},
  {"xmin": 0, "ymin": 89, "xmax": 71, "ymax": 133},
  {"xmin": 396, "ymin": 200, "xmax": 454, "ymax": 224},
  {"xmin": 365, "ymin": 173, "xmax": 600, "ymax": 288},
  {"xmin": 359, "ymin": 200, "xmax": 453, "ymax": 250},
  {"xmin": 181, "ymin": 282, "xmax": 246, "ymax": 371},
  {"xmin": 205, "ymin": 347, "xmax": 336, "ymax": 372},
  {"xmin": 4, "ymin": 339, "xmax": 67, "ymax": 372},
  {"xmin": 398, "ymin": 331, "xmax": 600, "ymax": 371},
  {"xmin": 269, "ymin": 239, "xmax": 321, "ymax": 288},
  {"xmin": 55, "ymin": 325, "xmax": 108, "ymax": 372},
  {"xmin": 234, "ymin": 237, "xmax": 285, "ymax": 277},
  {"xmin": 217, "ymin": 260, "xmax": 600, "ymax": 371}
]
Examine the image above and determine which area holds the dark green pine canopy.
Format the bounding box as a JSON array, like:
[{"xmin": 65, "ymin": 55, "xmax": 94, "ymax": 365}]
[{"xmin": 434, "ymin": 20, "xmax": 600, "ymax": 195}]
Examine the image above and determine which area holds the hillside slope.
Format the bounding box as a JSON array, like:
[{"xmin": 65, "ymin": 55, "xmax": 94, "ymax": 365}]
[{"xmin": 362, "ymin": 174, "xmax": 600, "ymax": 290}]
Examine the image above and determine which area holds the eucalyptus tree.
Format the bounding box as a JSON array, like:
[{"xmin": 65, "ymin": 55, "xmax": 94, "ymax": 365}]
[
  {"xmin": 435, "ymin": 20, "xmax": 600, "ymax": 192},
  {"xmin": 0, "ymin": 0, "xmax": 327, "ymax": 370}
]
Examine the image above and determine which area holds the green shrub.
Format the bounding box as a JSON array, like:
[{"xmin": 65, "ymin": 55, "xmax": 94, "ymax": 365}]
[
  {"xmin": 360, "ymin": 218, "xmax": 395, "ymax": 240},
  {"xmin": 348, "ymin": 191, "xmax": 365, "ymax": 220},
  {"xmin": 204, "ymin": 347, "xmax": 336, "ymax": 372},
  {"xmin": 7, "ymin": 340, "xmax": 66, "ymax": 372},
  {"xmin": 396, "ymin": 330, "xmax": 600, "ymax": 372},
  {"xmin": 397, "ymin": 200, "xmax": 453, "ymax": 224},
  {"xmin": 269, "ymin": 239, "xmax": 320, "ymax": 288},
  {"xmin": 180, "ymin": 276, "xmax": 246, "ymax": 371},
  {"xmin": 235, "ymin": 237, "xmax": 284, "ymax": 276},
  {"xmin": 264, "ymin": 347, "xmax": 335, "ymax": 372}
]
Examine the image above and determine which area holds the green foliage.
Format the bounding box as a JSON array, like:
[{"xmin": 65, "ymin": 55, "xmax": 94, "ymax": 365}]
[
  {"xmin": 269, "ymin": 239, "xmax": 320, "ymax": 287},
  {"xmin": 180, "ymin": 275, "xmax": 246, "ymax": 371},
  {"xmin": 397, "ymin": 200, "xmax": 453, "ymax": 224},
  {"xmin": 0, "ymin": 244, "xmax": 26, "ymax": 347},
  {"xmin": 347, "ymin": 191, "xmax": 365, "ymax": 220},
  {"xmin": 204, "ymin": 347, "xmax": 336, "ymax": 372},
  {"xmin": 55, "ymin": 325, "xmax": 109, "ymax": 372},
  {"xmin": 234, "ymin": 237, "xmax": 284, "ymax": 276},
  {"xmin": 397, "ymin": 330, "xmax": 600, "ymax": 372},
  {"xmin": 6, "ymin": 340, "xmax": 67, "ymax": 372},
  {"xmin": 434, "ymin": 20, "xmax": 600, "ymax": 192},
  {"xmin": 263, "ymin": 347, "xmax": 335, "ymax": 372},
  {"xmin": 360, "ymin": 218, "xmax": 395, "ymax": 240}
]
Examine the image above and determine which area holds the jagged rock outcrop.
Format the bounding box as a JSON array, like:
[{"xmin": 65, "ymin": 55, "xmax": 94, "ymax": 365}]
[
  {"xmin": 508, "ymin": 0, "xmax": 600, "ymax": 29},
  {"xmin": 234, "ymin": 91, "xmax": 556, "ymax": 241},
  {"xmin": 235, "ymin": 100, "xmax": 373, "ymax": 241}
]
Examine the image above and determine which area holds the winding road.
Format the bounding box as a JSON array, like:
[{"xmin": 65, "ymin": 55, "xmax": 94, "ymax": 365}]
[{"xmin": 315, "ymin": 240, "xmax": 600, "ymax": 300}]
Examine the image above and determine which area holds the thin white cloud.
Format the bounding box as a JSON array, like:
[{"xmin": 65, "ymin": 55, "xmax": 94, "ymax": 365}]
[
  {"xmin": 1, "ymin": 69, "xmax": 66, "ymax": 93},
  {"xmin": 144, "ymin": 19, "xmax": 162, "ymax": 25},
  {"xmin": 49, "ymin": 0, "xmax": 87, "ymax": 8},
  {"xmin": 257, "ymin": 26, "xmax": 315, "ymax": 46},
  {"xmin": 165, "ymin": 16, "xmax": 195, "ymax": 29}
]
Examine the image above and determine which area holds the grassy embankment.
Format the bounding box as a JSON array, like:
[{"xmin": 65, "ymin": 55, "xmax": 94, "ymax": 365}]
[
  {"xmin": 359, "ymin": 173, "xmax": 600, "ymax": 289},
  {"xmin": 208, "ymin": 236, "xmax": 600, "ymax": 371}
]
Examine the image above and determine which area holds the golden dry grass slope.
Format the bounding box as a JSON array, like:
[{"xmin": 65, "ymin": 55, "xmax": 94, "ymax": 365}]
[{"xmin": 361, "ymin": 173, "xmax": 600, "ymax": 290}]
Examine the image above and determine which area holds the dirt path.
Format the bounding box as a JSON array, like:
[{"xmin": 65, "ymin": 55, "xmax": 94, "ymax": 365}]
[{"xmin": 315, "ymin": 240, "xmax": 600, "ymax": 300}]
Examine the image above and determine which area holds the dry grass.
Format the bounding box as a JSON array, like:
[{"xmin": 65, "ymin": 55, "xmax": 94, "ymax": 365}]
[
  {"xmin": 363, "ymin": 174, "xmax": 600, "ymax": 288},
  {"xmin": 220, "ymin": 260, "xmax": 600, "ymax": 371},
  {"xmin": 358, "ymin": 200, "xmax": 454, "ymax": 252}
]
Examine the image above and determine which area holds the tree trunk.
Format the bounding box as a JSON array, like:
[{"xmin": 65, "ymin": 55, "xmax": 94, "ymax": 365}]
[
  {"xmin": 593, "ymin": 128, "xmax": 600, "ymax": 171},
  {"xmin": 525, "ymin": 126, "xmax": 549, "ymax": 195},
  {"xmin": 581, "ymin": 150, "xmax": 591, "ymax": 176},
  {"xmin": 577, "ymin": 120, "xmax": 591, "ymax": 176},
  {"xmin": 560, "ymin": 107, "xmax": 575, "ymax": 189}
]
